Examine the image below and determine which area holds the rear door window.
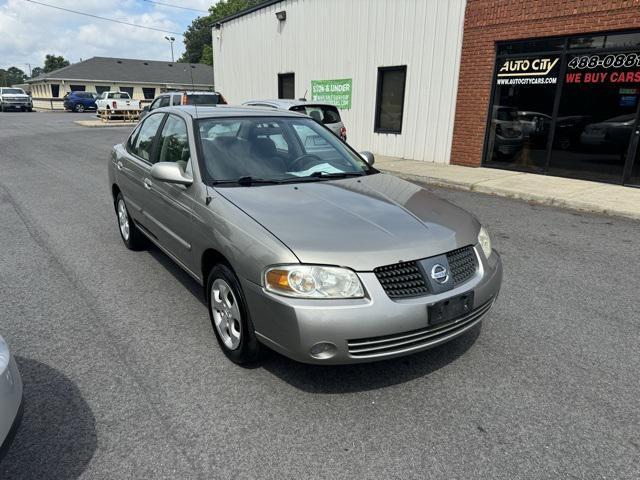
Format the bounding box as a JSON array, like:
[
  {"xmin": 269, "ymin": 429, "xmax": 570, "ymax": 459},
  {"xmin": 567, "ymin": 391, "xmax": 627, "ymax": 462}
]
[{"xmin": 159, "ymin": 96, "xmax": 171, "ymax": 108}]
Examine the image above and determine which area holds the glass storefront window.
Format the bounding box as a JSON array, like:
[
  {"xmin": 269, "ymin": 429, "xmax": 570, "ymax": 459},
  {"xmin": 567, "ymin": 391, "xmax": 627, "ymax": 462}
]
[
  {"xmin": 548, "ymin": 51, "xmax": 640, "ymax": 183},
  {"xmin": 484, "ymin": 55, "xmax": 561, "ymax": 173},
  {"xmin": 488, "ymin": 32, "xmax": 640, "ymax": 186}
]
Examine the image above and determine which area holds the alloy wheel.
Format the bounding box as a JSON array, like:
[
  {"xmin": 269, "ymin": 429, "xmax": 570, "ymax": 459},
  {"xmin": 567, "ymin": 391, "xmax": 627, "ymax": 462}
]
[
  {"xmin": 211, "ymin": 278, "xmax": 242, "ymax": 350},
  {"xmin": 117, "ymin": 199, "xmax": 130, "ymax": 240}
]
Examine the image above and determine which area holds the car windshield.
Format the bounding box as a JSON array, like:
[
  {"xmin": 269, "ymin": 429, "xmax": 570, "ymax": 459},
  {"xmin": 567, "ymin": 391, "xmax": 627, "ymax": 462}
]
[
  {"xmin": 3, "ymin": 88, "xmax": 24, "ymax": 94},
  {"xmin": 198, "ymin": 117, "xmax": 372, "ymax": 185}
]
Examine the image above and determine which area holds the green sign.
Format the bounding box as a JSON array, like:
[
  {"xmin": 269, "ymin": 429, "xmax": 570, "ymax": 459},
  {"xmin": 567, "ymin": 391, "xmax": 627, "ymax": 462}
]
[{"xmin": 311, "ymin": 78, "xmax": 352, "ymax": 109}]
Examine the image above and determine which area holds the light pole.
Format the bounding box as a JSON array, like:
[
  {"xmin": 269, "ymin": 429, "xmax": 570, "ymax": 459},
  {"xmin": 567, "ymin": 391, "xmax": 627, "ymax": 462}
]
[{"xmin": 164, "ymin": 36, "xmax": 175, "ymax": 62}]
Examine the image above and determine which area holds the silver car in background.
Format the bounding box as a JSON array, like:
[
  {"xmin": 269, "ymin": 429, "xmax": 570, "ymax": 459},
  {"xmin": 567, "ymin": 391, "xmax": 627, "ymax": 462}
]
[
  {"xmin": 243, "ymin": 99, "xmax": 348, "ymax": 141},
  {"xmin": 0, "ymin": 335, "xmax": 23, "ymax": 459},
  {"xmin": 108, "ymin": 106, "xmax": 502, "ymax": 365}
]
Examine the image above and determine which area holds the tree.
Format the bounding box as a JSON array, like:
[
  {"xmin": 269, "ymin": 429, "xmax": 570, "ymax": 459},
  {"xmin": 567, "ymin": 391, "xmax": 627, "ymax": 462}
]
[
  {"xmin": 30, "ymin": 66, "xmax": 44, "ymax": 79},
  {"xmin": 200, "ymin": 44, "xmax": 213, "ymax": 66},
  {"xmin": 0, "ymin": 67, "xmax": 27, "ymax": 87},
  {"xmin": 43, "ymin": 54, "xmax": 70, "ymax": 73},
  {"xmin": 179, "ymin": 0, "xmax": 262, "ymax": 64}
]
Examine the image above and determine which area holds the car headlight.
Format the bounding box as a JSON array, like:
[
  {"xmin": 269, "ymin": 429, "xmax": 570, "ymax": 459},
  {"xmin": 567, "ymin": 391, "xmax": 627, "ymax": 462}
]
[
  {"xmin": 478, "ymin": 226, "xmax": 492, "ymax": 259},
  {"xmin": 264, "ymin": 265, "xmax": 365, "ymax": 298}
]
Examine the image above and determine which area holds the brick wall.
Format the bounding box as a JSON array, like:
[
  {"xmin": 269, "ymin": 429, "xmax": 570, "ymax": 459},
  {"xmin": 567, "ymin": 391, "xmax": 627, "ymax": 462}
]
[{"xmin": 451, "ymin": 0, "xmax": 640, "ymax": 167}]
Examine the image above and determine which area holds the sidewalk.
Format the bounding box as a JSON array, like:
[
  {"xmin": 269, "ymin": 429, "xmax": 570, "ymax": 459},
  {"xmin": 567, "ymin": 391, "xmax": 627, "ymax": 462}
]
[{"xmin": 375, "ymin": 156, "xmax": 640, "ymax": 221}]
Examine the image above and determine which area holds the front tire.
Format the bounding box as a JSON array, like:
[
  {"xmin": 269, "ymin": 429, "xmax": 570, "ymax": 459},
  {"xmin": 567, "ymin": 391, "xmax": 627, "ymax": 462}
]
[
  {"xmin": 74, "ymin": 104, "xmax": 85, "ymax": 113},
  {"xmin": 207, "ymin": 264, "xmax": 260, "ymax": 364},
  {"xmin": 115, "ymin": 192, "xmax": 145, "ymax": 250}
]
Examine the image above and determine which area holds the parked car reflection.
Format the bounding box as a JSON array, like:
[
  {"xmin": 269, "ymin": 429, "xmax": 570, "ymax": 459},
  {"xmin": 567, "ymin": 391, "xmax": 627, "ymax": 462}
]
[
  {"xmin": 491, "ymin": 106, "xmax": 524, "ymax": 159},
  {"xmin": 580, "ymin": 113, "xmax": 635, "ymax": 152}
]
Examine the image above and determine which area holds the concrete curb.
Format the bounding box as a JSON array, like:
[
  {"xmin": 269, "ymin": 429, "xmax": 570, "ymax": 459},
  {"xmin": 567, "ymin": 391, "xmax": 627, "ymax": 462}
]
[{"xmin": 381, "ymin": 169, "xmax": 640, "ymax": 222}]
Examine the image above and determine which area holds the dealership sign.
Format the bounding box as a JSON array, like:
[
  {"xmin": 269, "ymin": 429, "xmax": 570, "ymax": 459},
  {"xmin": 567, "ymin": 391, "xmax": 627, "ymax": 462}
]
[
  {"xmin": 496, "ymin": 57, "xmax": 559, "ymax": 85},
  {"xmin": 565, "ymin": 53, "xmax": 640, "ymax": 84},
  {"xmin": 311, "ymin": 79, "xmax": 352, "ymax": 109}
]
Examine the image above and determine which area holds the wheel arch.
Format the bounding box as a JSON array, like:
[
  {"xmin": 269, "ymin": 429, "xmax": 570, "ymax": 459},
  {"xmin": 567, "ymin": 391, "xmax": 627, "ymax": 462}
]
[{"xmin": 201, "ymin": 248, "xmax": 232, "ymax": 284}]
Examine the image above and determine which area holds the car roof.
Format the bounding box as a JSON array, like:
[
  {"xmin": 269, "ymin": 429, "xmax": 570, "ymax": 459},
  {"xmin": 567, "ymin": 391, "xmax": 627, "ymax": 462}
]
[
  {"xmin": 243, "ymin": 99, "xmax": 337, "ymax": 109},
  {"xmin": 153, "ymin": 105, "xmax": 309, "ymax": 119}
]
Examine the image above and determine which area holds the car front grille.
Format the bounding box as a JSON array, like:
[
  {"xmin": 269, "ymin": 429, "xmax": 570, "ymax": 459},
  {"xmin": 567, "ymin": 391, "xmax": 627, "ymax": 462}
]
[
  {"xmin": 374, "ymin": 246, "xmax": 478, "ymax": 299},
  {"xmin": 446, "ymin": 246, "xmax": 478, "ymax": 286},
  {"xmin": 373, "ymin": 261, "xmax": 430, "ymax": 299},
  {"xmin": 347, "ymin": 297, "xmax": 494, "ymax": 358}
]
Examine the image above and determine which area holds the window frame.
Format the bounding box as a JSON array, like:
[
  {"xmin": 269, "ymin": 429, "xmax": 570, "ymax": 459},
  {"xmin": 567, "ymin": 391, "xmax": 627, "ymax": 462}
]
[{"xmin": 374, "ymin": 65, "xmax": 407, "ymax": 134}]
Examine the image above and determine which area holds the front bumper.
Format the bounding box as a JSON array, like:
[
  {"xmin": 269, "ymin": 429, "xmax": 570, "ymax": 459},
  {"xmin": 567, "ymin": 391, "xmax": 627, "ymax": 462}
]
[
  {"xmin": 243, "ymin": 246, "xmax": 503, "ymax": 364},
  {"xmin": 0, "ymin": 354, "xmax": 23, "ymax": 459}
]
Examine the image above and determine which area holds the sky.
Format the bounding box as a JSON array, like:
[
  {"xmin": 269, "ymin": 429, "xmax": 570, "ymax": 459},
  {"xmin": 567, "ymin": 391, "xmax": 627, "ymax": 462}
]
[{"xmin": 0, "ymin": 0, "xmax": 215, "ymax": 72}]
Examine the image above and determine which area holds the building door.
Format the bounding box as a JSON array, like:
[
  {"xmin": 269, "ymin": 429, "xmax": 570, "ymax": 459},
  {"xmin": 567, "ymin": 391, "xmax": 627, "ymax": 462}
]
[
  {"xmin": 51, "ymin": 84, "xmax": 60, "ymax": 98},
  {"xmin": 278, "ymin": 73, "xmax": 295, "ymax": 99}
]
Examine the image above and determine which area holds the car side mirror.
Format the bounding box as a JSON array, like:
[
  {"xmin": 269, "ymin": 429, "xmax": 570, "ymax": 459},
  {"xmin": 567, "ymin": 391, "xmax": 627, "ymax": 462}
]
[
  {"xmin": 150, "ymin": 162, "xmax": 192, "ymax": 186},
  {"xmin": 359, "ymin": 151, "xmax": 375, "ymax": 166}
]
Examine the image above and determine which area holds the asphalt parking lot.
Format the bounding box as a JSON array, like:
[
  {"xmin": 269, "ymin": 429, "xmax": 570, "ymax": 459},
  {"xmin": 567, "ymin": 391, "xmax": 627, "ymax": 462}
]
[{"xmin": 0, "ymin": 111, "xmax": 639, "ymax": 479}]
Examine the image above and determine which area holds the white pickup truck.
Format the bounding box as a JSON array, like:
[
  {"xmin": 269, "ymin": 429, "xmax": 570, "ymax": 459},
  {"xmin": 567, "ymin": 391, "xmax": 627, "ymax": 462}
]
[{"xmin": 95, "ymin": 91, "xmax": 140, "ymax": 113}]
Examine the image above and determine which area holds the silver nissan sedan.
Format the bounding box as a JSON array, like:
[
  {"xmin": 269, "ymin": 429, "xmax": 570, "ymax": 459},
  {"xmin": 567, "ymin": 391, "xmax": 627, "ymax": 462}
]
[{"xmin": 108, "ymin": 106, "xmax": 502, "ymax": 365}]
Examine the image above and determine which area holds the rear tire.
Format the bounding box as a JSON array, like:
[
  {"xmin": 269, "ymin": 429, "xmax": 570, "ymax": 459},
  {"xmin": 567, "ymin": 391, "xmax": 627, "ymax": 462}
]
[
  {"xmin": 207, "ymin": 264, "xmax": 261, "ymax": 365},
  {"xmin": 115, "ymin": 192, "xmax": 146, "ymax": 250},
  {"xmin": 74, "ymin": 104, "xmax": 85, "ymax": 113}
]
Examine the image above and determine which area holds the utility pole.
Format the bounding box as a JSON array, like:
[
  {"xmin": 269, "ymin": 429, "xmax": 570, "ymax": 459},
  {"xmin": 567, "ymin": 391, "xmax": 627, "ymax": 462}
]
[
  {"xmin": 164, "ymin": 36, "xmax": 175, "ymax": 62},
  {"xmin": 25, "ymin": 63, "xmax": 32, "ymax": 77}
]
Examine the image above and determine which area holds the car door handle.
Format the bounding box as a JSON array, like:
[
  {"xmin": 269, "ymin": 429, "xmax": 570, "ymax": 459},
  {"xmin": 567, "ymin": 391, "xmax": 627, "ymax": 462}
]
[
  {"xmin": 116, "ymin": 160, "xmax": 123, "ymax": 171},
  {"xmin": 143, "ymin": 178, "xmax": 153, "ymax": 190}
]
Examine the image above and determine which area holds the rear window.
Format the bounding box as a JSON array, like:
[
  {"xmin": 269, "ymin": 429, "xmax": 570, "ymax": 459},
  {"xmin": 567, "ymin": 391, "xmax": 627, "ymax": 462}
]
[
  {"xmin": 185, "ymin": 94, "xmax": 221, "ymax": 106},
  {"xmin": 289, "ymin": 105, "xmax": 341, "ymax": 125}
]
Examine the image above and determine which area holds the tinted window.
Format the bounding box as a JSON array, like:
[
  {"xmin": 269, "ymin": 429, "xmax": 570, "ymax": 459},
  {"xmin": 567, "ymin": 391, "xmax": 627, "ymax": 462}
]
[
  {"xmin": 159, "ymin": 96, "xmax": 171, "ymax": 108},
  {"xmin": 131, "ymin": 114, "xmax": 163, "ymax": 162},
  {"xmin": 69, "ymin": 85, "xmax": 85, "ymax": 92},
  {"xmin": 157, "ymin": 115, "xmax": 190, "ymax": 166},
  {"xmin": 95, "ymin": 85, "xmax": 110, "ymax": 94},
  {"xmin": 375, "ymin": 66, "xmax": 407, "ymax": 133},
  {"xmin": 186, "ymin": 94, "xmax": 220, "ymax": 105},
  {"xmin": 290, "ymin": 105, "xmax": 341, "ymax": 124},
  {"xmin": 172, "ymin": 94, "xmax": 182, "ymax": 105},
  {"xmin": 120, "ymin": 87, "xmax": 134, "ymax": 97}
]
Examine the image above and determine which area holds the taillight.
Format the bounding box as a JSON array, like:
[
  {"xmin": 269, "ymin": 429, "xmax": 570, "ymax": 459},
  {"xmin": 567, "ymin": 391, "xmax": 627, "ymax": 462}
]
[
  {"xmin": 182, "ymin": 94, "xmax": 188, "ymax": 105},
  {"xmin": 112, "ymin": 101, "xmax": 117, "ymax": 109},
  {"xmin": 339, "ymin": 126, "xmax": 347, "ymax": 141}
]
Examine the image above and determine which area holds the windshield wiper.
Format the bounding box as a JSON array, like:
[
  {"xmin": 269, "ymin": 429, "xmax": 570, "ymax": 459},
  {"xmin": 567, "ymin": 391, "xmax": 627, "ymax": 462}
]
[
  {"xmin": 212, "ymin": 176, "xmax": 282, "ymax": 186},
  {"xmin": 308, "ymin": 171, "xmax": 365, "ymax": 179}
]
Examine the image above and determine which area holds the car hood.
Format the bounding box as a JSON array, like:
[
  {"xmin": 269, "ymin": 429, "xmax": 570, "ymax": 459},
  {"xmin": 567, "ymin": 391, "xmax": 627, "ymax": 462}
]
[{"xmin": 216, "ymin": 173, "xmax": 480, "ymax": 271}]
